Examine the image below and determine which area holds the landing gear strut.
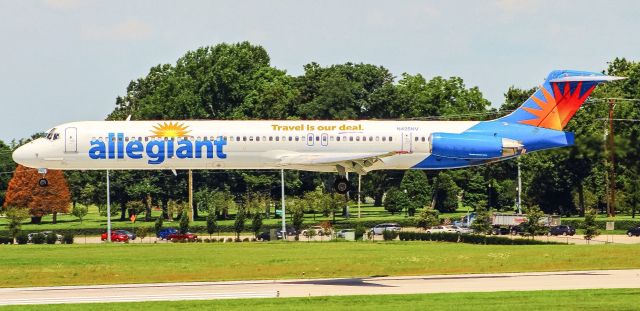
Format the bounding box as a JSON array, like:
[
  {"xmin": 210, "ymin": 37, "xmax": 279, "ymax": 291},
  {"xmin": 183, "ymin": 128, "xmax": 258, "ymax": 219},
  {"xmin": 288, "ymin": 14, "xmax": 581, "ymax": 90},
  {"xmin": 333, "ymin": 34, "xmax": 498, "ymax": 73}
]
[{"xmin": 333, "ymin": 177, "xmax": 351, "ymax": 194}]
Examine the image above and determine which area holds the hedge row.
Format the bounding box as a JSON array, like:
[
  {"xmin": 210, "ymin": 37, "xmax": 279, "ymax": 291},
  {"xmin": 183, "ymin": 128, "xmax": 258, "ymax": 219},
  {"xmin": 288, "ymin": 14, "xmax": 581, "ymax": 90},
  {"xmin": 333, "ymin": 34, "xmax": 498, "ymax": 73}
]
[
  {"xmin": 398, "ymin": 231, "xmax": 562, "ymax": 245},
  {"xmin": 561, "ymin": 219, "xmax": 640, "ymax": 231}
]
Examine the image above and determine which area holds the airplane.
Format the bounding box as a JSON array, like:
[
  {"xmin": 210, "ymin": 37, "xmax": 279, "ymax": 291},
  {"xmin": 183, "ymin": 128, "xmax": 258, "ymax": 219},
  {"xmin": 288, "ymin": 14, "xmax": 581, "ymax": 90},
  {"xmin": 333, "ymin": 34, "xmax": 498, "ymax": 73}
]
[{"xmin": 12, "ymin": 70, "xmax": 623, "ymax": 194}]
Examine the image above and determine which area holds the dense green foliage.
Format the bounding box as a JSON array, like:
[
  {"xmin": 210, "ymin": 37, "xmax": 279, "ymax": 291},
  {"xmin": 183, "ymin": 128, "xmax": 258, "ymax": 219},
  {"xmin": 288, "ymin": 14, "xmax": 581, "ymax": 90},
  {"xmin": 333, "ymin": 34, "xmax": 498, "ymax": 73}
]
[
  {"xmin": 399, "ymin": 231, "xmax": 560, "ymax": 245},
  {"xmin": 1, "ymin": 42, "xmax": 639, "ymax": 224}
]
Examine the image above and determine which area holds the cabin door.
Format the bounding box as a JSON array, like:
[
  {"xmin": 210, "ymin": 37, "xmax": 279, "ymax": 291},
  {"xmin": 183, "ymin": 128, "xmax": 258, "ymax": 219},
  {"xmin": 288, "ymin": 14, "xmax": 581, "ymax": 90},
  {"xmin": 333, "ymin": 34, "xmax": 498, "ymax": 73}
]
[
  {"xmin": 65, "ymin": 127, "xmax": 77, "ymax": 153},
  {"xmin": 401, "ymin": 132, "xmax": 413, "ymax": 153}
]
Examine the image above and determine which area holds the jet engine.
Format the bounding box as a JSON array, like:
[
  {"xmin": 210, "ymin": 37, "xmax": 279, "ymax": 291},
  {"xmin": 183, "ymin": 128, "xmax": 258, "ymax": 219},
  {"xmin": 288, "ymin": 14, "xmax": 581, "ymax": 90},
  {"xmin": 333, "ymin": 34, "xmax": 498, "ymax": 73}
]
[{"xmin": 429, "ymin": 132, "xmax": 523, "ymax": 159}]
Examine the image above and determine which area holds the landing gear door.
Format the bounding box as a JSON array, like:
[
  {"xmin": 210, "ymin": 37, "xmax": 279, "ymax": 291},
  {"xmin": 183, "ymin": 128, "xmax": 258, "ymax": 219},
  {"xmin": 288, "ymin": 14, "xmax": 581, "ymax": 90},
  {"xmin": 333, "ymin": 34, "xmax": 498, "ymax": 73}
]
[
  {"xmin": 65, "ymin": 127, "xmax": 77, "ymax": 153},
  {"xmin": 401, "ymin": 132, "xmax": 413, "ymax": 153}
]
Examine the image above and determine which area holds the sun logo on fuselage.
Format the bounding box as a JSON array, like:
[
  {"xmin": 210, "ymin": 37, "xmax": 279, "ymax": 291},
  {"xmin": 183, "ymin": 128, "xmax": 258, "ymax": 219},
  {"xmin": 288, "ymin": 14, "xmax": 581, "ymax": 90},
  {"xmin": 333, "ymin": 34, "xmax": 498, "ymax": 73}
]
[{"xmin": 151, "ymin": 122, "xmax": 190, "ymax": 138}]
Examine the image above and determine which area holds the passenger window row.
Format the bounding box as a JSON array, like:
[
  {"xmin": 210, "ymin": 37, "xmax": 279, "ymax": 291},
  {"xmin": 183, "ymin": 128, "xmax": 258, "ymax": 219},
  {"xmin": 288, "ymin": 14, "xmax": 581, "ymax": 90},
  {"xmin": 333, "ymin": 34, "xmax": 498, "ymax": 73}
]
[{"xmin": 90, "ymin": 135, "xmax": 396, "ymax": 143}]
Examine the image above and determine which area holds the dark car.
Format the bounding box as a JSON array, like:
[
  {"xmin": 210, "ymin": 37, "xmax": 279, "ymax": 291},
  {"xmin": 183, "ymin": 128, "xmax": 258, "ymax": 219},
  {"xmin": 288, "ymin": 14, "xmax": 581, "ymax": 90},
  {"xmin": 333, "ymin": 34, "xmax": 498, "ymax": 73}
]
[
  {"xmin": 549, "ymin": 225, "xmax": 576, "ymax": 236},
  {"xmin": 510, "ymin": 225, "xmax": 525, "ymax": 236},
  {"xmin": 101, "ymin": 231, "xmax": 129, "ymax": 242},
  {"xmin": 157, "ymin": 228, "xmax": 178, "ymax": 240},
  {"xmin": 167, "ymin": 232, "xmax": 197, "ymax": 242},
  {"xmin": 114, "ymin": 230, "xmax": 136, "ymax": 240},
  {"xmin": 627, "ymin": 226, "xmax": 640, "ymax": 237}
]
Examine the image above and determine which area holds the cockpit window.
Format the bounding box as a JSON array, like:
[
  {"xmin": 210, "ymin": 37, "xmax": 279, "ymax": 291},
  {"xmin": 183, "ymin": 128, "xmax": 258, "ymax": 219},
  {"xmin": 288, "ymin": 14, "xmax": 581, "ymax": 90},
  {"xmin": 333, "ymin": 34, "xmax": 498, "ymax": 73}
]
[{"xmin": 47, "ymin": 128, "xmax": 59, "ymax": 140}]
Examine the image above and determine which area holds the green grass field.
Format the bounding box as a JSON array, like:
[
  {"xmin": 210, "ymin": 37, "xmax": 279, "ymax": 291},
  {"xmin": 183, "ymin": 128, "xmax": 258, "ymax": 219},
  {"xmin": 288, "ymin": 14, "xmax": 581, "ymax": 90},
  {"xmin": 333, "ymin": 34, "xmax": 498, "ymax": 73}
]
[
  {"xmin": 1, "ymin": 289, "xmax": 638, "ymax": 311},
  {"xmin": 1, "ymin": 242, "xmax": 640, "ymax": 288}
]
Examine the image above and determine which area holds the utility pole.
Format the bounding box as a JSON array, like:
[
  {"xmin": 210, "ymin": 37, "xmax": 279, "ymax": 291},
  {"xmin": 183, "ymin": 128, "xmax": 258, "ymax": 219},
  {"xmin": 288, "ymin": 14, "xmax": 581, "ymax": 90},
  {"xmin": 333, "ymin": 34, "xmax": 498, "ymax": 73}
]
[
  {"xmin": 607, "ymin": 99, "xmax": 617, "ymax": 217},
  {"xmin": 106, "ymin": 169, "xmax": 111, "ymax": 242}
]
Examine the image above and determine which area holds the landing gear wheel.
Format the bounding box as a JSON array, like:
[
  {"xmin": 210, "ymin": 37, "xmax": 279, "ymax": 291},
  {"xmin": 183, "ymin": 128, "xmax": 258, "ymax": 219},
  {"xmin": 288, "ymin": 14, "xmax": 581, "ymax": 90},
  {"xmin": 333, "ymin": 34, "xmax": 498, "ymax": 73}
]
[
  {"xmin": 38, "ymin": 178, "xmax": 49, "ymax": 187},
  {"xmin": 333, "ymin": 177, "xmax": 351, "ymax": 194}
]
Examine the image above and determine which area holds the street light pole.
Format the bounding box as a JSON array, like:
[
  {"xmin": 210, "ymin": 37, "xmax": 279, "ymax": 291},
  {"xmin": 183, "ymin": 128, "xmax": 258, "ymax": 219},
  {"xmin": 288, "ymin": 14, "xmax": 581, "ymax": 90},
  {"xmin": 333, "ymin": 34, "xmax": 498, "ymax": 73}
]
[
  {"xmin": 106, "ymin": 169, "xmax": 111, "ymax": 242},
  {"xmin": 281, "ymin": 169, "xmax": 286, "ymax": 239}
]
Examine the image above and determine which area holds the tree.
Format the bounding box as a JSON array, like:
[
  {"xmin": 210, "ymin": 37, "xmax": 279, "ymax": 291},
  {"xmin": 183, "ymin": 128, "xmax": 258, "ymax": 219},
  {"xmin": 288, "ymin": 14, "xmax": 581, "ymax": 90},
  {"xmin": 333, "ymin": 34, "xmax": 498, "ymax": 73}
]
[
  {"xmin": 383, "ymin": 188, "xmax": 409, "ymax": 215},
  {"xmin": 154, "ymin": 215, "xmax": 163, "ymax": 239},
  {"xmin": 179, "ymin": 211, "xmax": 189, "ymax": 234},
  {"xmin": 4, "ymin": 206, "xmax": 29, "ymax": 242},
  {"xmin": 416, "ymin": 207, "xmax": 440, "ymax": 230},
  {"xmin": 136, "ymin": 226, "xmax": 148, "ymax": 243},
  {"xmin": 251, "ymin": 210, "xmax": 263, "ymax": 238},
  {"xmin": 234, "ymin": 207, "xmax": 245, "ymax": 240},
  {"xmin": 290, "ymin": 199, "xmax": 305, "ymax": 238},
  {"xmin": 71, "ymin": 204, "xmax": 88, "ymax": 223},
  {"xmin": 471, "ymin": 201, "xmax": 492, "ymax": 235},
  {"xmin": 583, "ymin": 208, "xmax": 600, "ymax": 241},
  {"xmin": 400, "ymin": 170, "xmax": 430, "ymax": 216},
  {"xmin": 206, "ymin": 211, "xmax": 217, "ymax": 238},
  {"xmin": 522, "ymin": 205, "xmax": 547, "ymax": 237},
  {"xmin": 433, "ymin": 172, "xmax": 460, "ymax": 213},
  {"xmin": 4, "ymin": 165, "xmax": 71, "ymax": 224}
]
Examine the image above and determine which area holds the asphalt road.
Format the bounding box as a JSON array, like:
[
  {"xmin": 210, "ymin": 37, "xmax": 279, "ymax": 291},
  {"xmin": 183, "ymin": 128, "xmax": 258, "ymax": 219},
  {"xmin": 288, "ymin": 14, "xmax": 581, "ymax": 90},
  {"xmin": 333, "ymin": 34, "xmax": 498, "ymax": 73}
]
[{"xmin": 1, "ymin": 269, "xmax": 639, "ymax": 305}]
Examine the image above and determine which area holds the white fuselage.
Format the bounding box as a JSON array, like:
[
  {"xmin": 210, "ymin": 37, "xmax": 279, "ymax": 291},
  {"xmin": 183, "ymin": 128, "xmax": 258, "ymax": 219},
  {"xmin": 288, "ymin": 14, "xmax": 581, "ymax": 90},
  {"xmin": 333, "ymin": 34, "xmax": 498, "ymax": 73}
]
[{"xmin": 13, "ymin": 120, "xmax": 479, "ymax": 173}]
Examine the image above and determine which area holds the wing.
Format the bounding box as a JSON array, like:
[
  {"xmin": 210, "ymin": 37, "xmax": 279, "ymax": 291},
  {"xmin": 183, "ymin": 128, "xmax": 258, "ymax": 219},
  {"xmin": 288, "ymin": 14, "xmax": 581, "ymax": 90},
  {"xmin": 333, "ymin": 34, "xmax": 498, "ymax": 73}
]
[{"xmin": 278, "ymin": 151, "xmax": 400, "ymax": 174}]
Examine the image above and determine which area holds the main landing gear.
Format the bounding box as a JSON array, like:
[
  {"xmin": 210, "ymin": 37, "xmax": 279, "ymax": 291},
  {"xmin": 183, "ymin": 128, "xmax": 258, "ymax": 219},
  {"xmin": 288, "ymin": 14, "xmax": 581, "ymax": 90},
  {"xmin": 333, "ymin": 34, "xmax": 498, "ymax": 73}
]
[
  {"xmin": 333, "ymin": 177, "xmax": 351, "ymax": 194},
  {"xmin": 38, "ymin": 168, "xmax": 48, "ymax": 187}
]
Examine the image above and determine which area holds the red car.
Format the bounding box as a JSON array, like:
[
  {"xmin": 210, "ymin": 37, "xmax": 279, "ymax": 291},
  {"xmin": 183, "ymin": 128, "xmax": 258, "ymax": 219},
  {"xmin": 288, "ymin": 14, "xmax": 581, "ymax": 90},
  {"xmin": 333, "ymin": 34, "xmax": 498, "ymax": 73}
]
[
  {"xmin": 167, "ymin": 232, "xmax": 197, "ymax": 242},
  {"xmin": 101, "ymin": 231, "xmax": 129, "ymax": 242}
]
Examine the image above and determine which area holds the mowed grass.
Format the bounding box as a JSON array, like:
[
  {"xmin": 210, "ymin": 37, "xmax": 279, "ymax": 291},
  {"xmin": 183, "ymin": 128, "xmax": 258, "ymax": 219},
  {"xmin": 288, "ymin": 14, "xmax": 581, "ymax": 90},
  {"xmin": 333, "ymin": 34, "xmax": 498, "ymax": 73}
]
[
  {"xmin": 2, "ymin": 242, "xmax": 640, "ymax": 288},
  {"xmin": 1, "ymin": 289, "xmax": 639, "ymax": 311}
]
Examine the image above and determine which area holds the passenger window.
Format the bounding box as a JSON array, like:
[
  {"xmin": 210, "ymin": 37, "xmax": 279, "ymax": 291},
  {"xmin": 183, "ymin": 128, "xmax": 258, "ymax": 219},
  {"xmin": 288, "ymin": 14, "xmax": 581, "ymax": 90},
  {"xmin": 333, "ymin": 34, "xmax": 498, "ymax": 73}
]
[
  {"xmin": 414, "ymin": 137, "xmax": 419, "ymax": 142},
  {"xmin": 288, "ymin": 136, "xmax": 293, "ymax": 141},
  {"xmin": 389, "ymin": 136, "xmax": 393, "ymax": 142},
  {"xmin": 256, "ymin": 136, "xmax": 260, "ymax": 142},
  {"xmin": 421, "ymin": 137, "xmax": 426, "ymax": 142},
  {"xmin": 275, "ymin": 136, "xmax": 280, "ymax": 141},
  {"xmin": 262, "ymin": 136, "xmax": 266, "ymax": 141},
  {"xmin": 382, "ymin": 137, "xmax": 386, "ymax": 142},
  {"xmin": 269, "ymin": 136, "xmax": 273, "ymax": 141},
  {"xmin": 369, "ymin": 136, "xmax": 373, "ymax": 141},
  {"xmin": 249, "ymin": 136, "xmax": 254, "ymax": 141},
  {"xmin": 316, "ymin": 136, "xmax": 320, "ymax": 141},
  {"xmin": 295, "ymin": 136, "xmax": 299, "ymax": 141},
  {"xmin": 349, "ymin": 136, "xmax": 354, "ymax": 142},
  {"xmin": 243, "ymin": 136, "xmax": 247, "ymax": 141},
  {"xmin": 356, "ymin": 136, "xmax": 360, "ymax": 141},
  {"xmin": 337, "ymin": 136, "xmax": 341, "ymax": 142}
]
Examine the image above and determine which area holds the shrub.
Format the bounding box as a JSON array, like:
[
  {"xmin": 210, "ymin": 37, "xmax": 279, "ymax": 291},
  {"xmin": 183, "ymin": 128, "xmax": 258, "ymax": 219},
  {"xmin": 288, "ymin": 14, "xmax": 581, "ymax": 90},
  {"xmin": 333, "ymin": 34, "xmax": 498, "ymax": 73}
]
[
  {"xmin": 354, "ymin": 224, "xmax": 366, "ymax": 240},
  {"xmin": 382, "ymin": 230, "xmax": 398, "ymax": 241},
  {"xmin": 45, "ymin": 233, "xmax": 58, "ymax": 244},
  {"xmin": 62, "ymin": 233, "xmax": 74, "ymax": 244},
  {"xmin": 398, "ymin": 231, "xmax": 561, "ymax": 245},
  {"xmin": 225, "ymin": 237, "xmax": 233, "ymax": 243},
  {"xmin": 0, "ymin": 236, "xmax": 12, "ymax": 244},
  {"xmin": 242, "ymin": 237, "xmax": 249, "ymax": 242},
  {"xmin": 204, "ymin": 238, "xmax": 210, "ymax": 243},
  {"xmin": 32, "ymin": 233, "xmax": 46, "ymax": 244},
  {"xmin": 16, "ymin": 233, "xmax": 29, "ymax": 245}
]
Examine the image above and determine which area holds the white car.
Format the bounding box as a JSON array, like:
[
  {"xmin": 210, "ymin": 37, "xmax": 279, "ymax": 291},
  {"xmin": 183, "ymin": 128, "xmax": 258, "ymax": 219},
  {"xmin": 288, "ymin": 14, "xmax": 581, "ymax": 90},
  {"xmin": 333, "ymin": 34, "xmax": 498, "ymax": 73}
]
[
  {"xmin": 370, "ymin": 223, "xmax": 402, "ymax": 235},
  {"xmin": 425, "ymin": 226, "xmax": 451, "ymax": 234},
  {"xmin": 450, "ymin": 226, "xmax": 474, "ymax": 234}
]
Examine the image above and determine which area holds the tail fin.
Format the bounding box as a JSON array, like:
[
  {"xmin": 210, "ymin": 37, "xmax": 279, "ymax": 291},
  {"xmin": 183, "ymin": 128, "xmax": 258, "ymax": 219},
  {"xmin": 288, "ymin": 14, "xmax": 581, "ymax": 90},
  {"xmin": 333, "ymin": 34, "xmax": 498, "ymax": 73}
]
[{"xmin": 497, "ymin": 70, "xmax": 624, "ymax": 130}]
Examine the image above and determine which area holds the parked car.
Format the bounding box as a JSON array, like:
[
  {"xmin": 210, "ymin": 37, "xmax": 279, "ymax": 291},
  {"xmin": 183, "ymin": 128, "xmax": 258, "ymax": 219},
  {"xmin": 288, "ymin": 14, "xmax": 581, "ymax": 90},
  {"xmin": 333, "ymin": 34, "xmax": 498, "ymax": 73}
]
[
  {"xmin": 167, "ymin": 232, "xmax": 197, "ymax": 242},
  {"xmin": 491, "ymin": 227, "xmax": 510, "ymax": 235},
  {"xmin": 27, "ymin": 231, "xmax": 62, "ymax": 242},
  {"xmin": 302, "ymin": 226, "xmax": 326, "ymax": 237},
  {"xmin": 370, "ymin": 223, "xmax": 402, "ymax": 235},
  {"xmin": 114, "ymin": 230, "xmax": 136, "ymax": 240},
  {"xmin": 626, "ymin": 226, "xmax": 640, "ymax": 237},
  {"xmin": 549, "ymin": 225, "xmax": 576, "ymax": 236},
  {"xmin": 157, "ymin": 228, "xmax": 178, "ymax": 240},
  {"xmin": 425, "ymin": 226, "xmax": 449, "ymax": 234},
  {"xmin": 510, "ymin": 225, "xmax": 526, "ymax": 236},
  {"xmin": 101, "ymin": 231, "xmax": 129, "ymax": 242},
  {"xmin": 336, "ymin": 229, "xmax": 355, "ymax": 238},
  {"xmin": 451, "ymin": 226, "xmax": 474, "ymax": 234}
]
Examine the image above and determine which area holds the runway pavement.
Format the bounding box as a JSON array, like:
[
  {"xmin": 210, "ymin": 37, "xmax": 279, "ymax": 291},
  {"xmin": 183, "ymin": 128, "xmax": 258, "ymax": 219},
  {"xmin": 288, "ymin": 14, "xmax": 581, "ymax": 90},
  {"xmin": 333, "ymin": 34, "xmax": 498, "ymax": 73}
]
[{"xmin": 1, "ymin": 269, "xmax": 639, "ymax": 305}]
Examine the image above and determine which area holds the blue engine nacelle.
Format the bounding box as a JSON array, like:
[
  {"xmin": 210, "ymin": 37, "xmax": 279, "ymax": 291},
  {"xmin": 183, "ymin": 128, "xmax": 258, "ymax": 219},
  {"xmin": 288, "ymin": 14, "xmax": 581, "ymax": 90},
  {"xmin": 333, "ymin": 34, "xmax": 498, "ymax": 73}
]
[{"xmin": 429, "ymin": 132, "xmax": 522, "ymax": 160}]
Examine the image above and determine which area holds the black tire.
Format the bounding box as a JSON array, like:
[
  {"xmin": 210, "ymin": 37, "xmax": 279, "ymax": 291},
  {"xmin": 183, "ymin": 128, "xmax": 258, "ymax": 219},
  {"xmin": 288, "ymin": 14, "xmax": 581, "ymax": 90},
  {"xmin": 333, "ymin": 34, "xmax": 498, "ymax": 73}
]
[
  {"xmin": 38, "ymin": 178, "xmax": 48, "ymax": 187},
  {"xmin": 333, "ymin": 177, "xmax": 351, "ymax": 194}
]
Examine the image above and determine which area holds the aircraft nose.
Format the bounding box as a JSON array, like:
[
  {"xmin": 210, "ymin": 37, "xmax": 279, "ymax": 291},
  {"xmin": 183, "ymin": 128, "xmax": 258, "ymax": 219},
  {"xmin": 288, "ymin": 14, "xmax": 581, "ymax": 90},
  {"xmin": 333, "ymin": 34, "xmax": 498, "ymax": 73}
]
[{"xmin": 12, "ymin": 143, "xmax": 38, "ymax": 168}]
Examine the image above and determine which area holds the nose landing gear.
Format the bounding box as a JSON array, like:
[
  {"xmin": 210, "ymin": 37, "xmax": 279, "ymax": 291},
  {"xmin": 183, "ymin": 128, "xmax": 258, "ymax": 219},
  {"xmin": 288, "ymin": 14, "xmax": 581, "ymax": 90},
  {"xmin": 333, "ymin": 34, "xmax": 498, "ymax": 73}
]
[{"xmin": 37, "ymin": 168, "xmax": 48, "ymax": 187}]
